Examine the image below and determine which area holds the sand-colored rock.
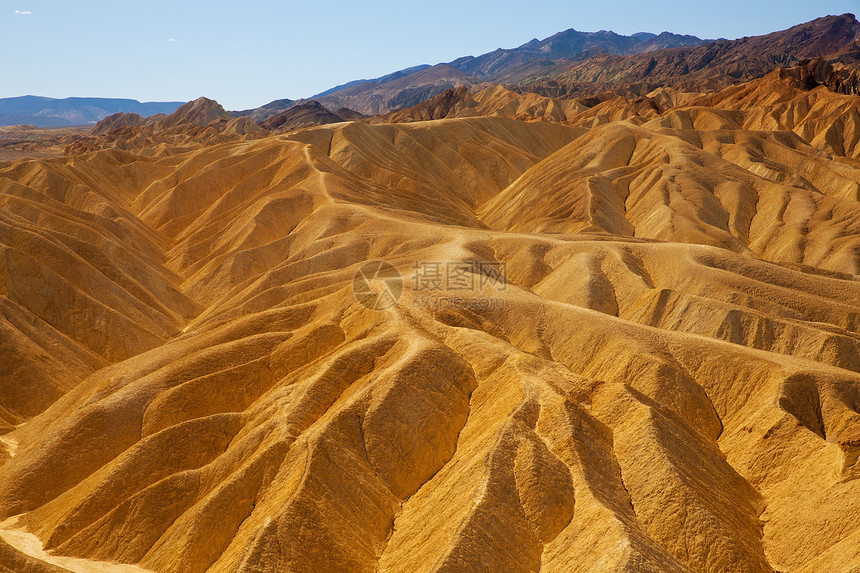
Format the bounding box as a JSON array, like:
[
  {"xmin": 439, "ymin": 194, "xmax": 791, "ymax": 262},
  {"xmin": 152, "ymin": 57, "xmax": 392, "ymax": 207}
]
[
  {"xmin": 0, "ymin": 70, "xmax": 859, "ymax": 573},
  {"xmin": 64, "ymin": 98, "xmax": 268, "ymax": 156}
]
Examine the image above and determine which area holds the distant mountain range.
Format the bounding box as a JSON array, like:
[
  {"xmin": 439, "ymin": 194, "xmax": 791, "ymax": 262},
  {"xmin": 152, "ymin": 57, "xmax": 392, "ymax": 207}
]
[
  {"xmin": 5, "ymin": 14, "xmax": 860, "ymax": 128},
  {"xmin": 520, "ymin": 12, "xmax": 860, "ymax": 98},
  {"xmin": 446, "ymin": 28, "xmax": 707, "ymax": 82},
  {"xmin": 0, "ymin": 96, "xmax": 184, "ymax": 127},
  {"xmin": 239, "ymin": 13, "xmax": 858, "ymax": 118},
  {"xmin": 284, "ymin": 29, "xmax": 709, "ymax": 116}
]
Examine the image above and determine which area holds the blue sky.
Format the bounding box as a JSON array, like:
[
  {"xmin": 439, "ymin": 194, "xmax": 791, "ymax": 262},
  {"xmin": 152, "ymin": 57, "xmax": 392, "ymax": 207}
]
[{"xmin": 0, "ymin": 1, "xmax": 856, "ymax": 109}]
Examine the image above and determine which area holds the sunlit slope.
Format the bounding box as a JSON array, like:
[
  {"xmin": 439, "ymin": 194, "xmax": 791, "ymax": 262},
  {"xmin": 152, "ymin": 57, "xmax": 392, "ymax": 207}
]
[
  {"xmin": 480, "ymin": 122, "xmax": 860, "ymax": 273},
  {"xmin": 0, "ymin": 102, "xmax": 858, "ymax": 573},
  {"xmin": 654, "ymin": 72, "xmax": 860, "ymax": 160}
]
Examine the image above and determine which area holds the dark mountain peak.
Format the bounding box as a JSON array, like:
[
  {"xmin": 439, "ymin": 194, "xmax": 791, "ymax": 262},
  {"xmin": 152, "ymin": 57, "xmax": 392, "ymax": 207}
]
[
  {"xmin": 637, "ymin": 31, "xmax": 709, "ymax": 52},
  {"xmin": 261, "ymin": 98, "xmax": 296, "ymax": 110},
  {"xmin": 763, "ymin": 13, "xmax": 860, "ymax": 58},
  {"xmin": 445, "ymin": 26, "xmax": 706, "ymax": 82},
  {"xmin": 632, "ymin": 32, "xmax": 657, "ymax": 41},
  {"xmin": 380, "ymin": 86, "xmax": 470, "ymax": 123},
  {"xmin": 231, "ymin": 98, "xmax": 297, "ymax": 123},
  {"xmin": 259, "ymin": 100, "xmax": 346, "ymax": 131},
  {"xmin": 293, "ymin": 100, "xmax": 328, "ymax": 112}
]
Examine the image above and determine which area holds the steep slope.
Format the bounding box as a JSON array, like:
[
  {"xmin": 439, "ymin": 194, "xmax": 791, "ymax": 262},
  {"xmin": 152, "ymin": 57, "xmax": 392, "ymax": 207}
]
[
  {"xmin": 0, "ymin": 148, "xmax": 201, "ymax": 425},
  {"xmin": 774, "ymin": 57, "xmax": 860, "ymax": 94},
  {"xmin": 0, "ymin": 73, "xmax": 859, "ymax": 573}
]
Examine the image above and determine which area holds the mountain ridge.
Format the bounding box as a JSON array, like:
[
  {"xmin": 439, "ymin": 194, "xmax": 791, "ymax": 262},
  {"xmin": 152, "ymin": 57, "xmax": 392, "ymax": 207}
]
[
  {"xmin": 238, "ymin": 13, "xmax": 859, "ymax": 118},
  {"xmin": 241, "ymin": 27, "xmax": 709, "ymax": 118},
  {"xmin": 519, "ymin": 12, "xmax": 860, "ymax": 97},
  {"xmin": 6, "ymin": 14, "xmax": 857, "ymax": 126}
]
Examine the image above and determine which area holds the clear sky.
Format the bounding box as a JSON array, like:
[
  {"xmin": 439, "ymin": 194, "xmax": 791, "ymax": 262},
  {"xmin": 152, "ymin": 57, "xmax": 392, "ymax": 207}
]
[{"xmin": 1, "ymin": 0, "xmax": 856, "ymax": 110}]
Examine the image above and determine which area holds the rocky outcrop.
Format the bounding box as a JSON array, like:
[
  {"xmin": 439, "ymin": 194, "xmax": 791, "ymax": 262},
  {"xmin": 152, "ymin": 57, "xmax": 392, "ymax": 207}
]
[
  {"xmin": 87, "ymin": 112, "xmax": 144, "ymax": 135},
  {"xmin": 65, "ymin": 97, "xmax": 268, "ymax": 155},
  {"xmin": 260, "ymin": 100, "xmax": 349, "ymax": 131},
  {"xmin": 776, "ymin": 57, "xmax": 860, "ymax": 95}
]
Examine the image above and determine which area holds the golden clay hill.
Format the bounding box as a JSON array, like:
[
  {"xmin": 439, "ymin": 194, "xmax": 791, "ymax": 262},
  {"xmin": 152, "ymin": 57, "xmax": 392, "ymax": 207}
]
[{"xmin": 1, "ymin": 14, "xmax": 860, "ymax": 573}]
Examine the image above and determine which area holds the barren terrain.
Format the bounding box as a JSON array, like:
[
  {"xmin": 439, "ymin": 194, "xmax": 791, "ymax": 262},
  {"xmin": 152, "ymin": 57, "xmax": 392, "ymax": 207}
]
[{"xmin": 1, "ymin": 32, "xmax": 860, "ymax": 573}]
